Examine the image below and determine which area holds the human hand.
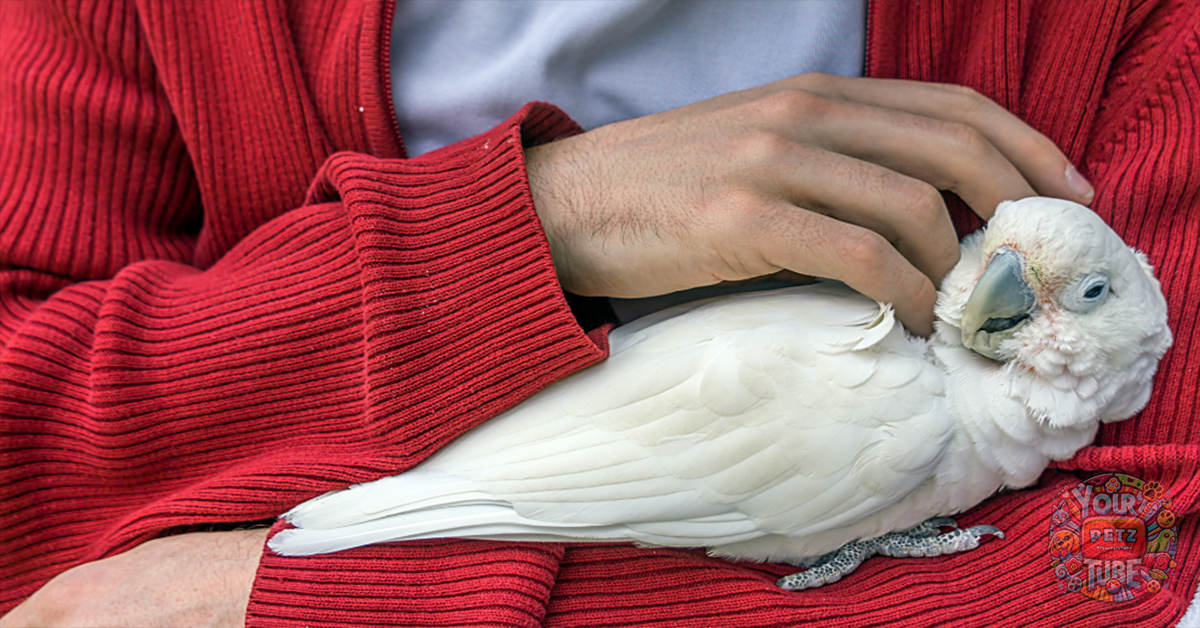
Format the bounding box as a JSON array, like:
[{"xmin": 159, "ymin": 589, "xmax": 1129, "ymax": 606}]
[
  {"xmin": 0, "ymin": 528, "xmax": 267, "ymax": 628},
  {"xmin": 525, "ymin": 73, "xmax": 1093, "ymax": 336}
]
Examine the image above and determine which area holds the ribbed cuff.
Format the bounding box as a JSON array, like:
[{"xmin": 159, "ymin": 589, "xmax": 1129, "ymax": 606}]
[
  {"xmin": 247, "ymin": 103, "xmax": 602, "ymax": 627},
  {"xmin": 252, "ymin": 521, "xmax": 565, "ymax": 627}
]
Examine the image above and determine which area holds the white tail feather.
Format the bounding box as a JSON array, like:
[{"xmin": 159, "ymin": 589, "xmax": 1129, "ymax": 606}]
[
  {"xmin": 283, "ymin": 469, "xmax": 491, "ymax": 530},
  {"xmin": 269, "ymin": 502, "xmax": 627, "ymax": 556}
]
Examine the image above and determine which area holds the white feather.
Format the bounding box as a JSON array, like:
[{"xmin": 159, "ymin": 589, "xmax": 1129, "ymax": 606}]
[{"xmin": 270, "ymin": 198, "xmax": 1172, "ymax": 566}]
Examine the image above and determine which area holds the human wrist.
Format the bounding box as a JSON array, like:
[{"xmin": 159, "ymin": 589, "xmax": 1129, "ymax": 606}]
[{"xmin": 525, "ymin": 138, "xmax": 587, "ymax": 295}]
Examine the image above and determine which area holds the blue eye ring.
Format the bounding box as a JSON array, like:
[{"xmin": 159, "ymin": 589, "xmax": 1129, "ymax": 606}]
[
  {"xmin": 1083, "ymin": 281, "xmax": 1108, "ymax": 300},
  {"xmin": 1063, "ymin": 273, "xmax": 1111, "ymax": 313}
]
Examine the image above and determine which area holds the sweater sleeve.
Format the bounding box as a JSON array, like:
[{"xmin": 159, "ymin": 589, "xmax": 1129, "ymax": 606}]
[{"xmin": 0, "ymin": 1, "xmax": 605, "ymax": 620}]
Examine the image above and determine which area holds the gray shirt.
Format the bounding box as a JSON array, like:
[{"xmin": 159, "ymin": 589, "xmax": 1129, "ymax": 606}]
[
  {"xmin": 391, "ymin": 0, "xmax": 868, "ymax": 322},
  {"xmin": 392, "ymin": 0, "xmax": 866, "ymax": 157}
]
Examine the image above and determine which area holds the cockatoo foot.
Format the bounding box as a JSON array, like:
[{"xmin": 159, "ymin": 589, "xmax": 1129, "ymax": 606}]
[
  {"xmin": 777, "ymin": 539, "xmax": 876, "ymax": 591},
  {"xmin": 776, "ymin": 518, "xmax": 1003, "ymax": 591},
  {"xmin": 875, "ymin": 523, "xmax": 1004, "ymax": 558}
]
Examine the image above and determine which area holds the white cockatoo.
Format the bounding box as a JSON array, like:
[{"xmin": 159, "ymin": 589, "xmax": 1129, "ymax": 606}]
[{"xmin": 270, "ymin": 197, "xmax": 1172, "ymax": 590}]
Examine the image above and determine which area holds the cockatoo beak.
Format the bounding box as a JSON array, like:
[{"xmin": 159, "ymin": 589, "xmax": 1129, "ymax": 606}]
[{"xmin": 960, "ymin": 247, "xmax": 1037, "ymax": 360}]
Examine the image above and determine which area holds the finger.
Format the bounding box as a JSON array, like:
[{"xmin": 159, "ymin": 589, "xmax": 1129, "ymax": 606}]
[
  {"xmin": 767, "ymin": 91, "xmax": 1036, "ymax": 220},
  {"xmin": 771, "ymin": 145, "xmax": 961, "ymax": 285},
  {"xmin": 756, "ymin": 207, "xmax": 938, "ymax": 336},
  {"xmin": 794, "ymin": 74, "xmax": 1095, "ymax": 205}
]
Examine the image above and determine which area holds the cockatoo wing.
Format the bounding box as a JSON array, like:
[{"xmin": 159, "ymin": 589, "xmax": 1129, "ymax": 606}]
[{"xmin": 273, "ymin": 284, "xmax": 953, "ymax": 558}]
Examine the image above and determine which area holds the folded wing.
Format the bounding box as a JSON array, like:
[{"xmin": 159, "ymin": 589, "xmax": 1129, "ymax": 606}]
[{"xmin": 271, "ymin": 285, "xmax": 952, "ymax": 558}]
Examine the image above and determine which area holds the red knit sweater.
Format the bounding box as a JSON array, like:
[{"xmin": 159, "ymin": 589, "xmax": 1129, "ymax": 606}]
[{"xmin": 1, "ymin": 1, "xmax": 1197, "ymax": 626}]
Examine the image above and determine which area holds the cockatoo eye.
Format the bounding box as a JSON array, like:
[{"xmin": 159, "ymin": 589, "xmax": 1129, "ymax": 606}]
[{"xmin": 1062, "ymin": 273, "xmax": 1110, "ymax": 312}]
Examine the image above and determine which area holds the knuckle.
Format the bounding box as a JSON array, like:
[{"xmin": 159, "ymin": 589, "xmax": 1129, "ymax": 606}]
[
  {"xmin": 698, "ymin": 203, "xmax": 781, "ymax": 281},
  {"xmin": 751, "ymin": 89, "xmax": 825, "ymax": 121},
  {"xmin": 1010, "ymin": 128, "xmax": 1058, "ymax": 162},
  {"xmin": 940, "ymin": 82, "xmax": 983, "ymax": 101},
  {"xmin": 891, "ymin": 182, "xmax": 959, "ymax": 271},
  {"xmin": 835, "ymin": 227, "xmax": 889, "ymax": 273},
  {"xmin": 942, "ymin": 84, "xmax": 1003, "ymax": 125},
  {"xmin": 913, "ymin": 275, "xmax": 939, "ymax": 311},
  {"xmin": 942, "ymin": 121, "xmax": 991, "ymax": 159},
  {"xmin": 792, "ymin": 72, "xmax": 835, "ymax": 92},
  {"xmin": 895, "ymin": 180, "xmax": 947, "ymax": 227},
  {"xmin": 940, "ymin": 83, "xmax": 987, "ymax": 109}
]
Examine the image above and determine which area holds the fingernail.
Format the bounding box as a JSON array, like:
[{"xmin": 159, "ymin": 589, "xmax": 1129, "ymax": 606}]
[{"xmin": 1066, "ymin": 165, "xmax": 1094, "ymax": 201}]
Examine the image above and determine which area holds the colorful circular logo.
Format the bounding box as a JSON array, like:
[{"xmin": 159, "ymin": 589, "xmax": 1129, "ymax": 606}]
[{"xmin": 1049, "ymin": 473, "xmax": 1177, "ymax": 602}]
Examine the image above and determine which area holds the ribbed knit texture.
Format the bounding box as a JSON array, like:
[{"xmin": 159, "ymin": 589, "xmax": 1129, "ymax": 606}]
[{"xmin": 1, "ymin": 1, "xmax": 1197, "ymax": 627}]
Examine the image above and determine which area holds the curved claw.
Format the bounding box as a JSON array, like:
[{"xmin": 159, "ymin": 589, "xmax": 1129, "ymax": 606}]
[
  {"xmin": 967, "ymin": 524, "xmax": 1005, "ymax": 540},
  {"xmin": 876, "ymin": 523, "xmax": 1006, "ymax": 558}
]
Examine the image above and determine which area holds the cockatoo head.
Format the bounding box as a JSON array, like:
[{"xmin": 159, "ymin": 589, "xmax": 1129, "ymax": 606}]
[{"xmin": 934, "ymin": 197, "xmax": 1172, "ymax": 429}]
